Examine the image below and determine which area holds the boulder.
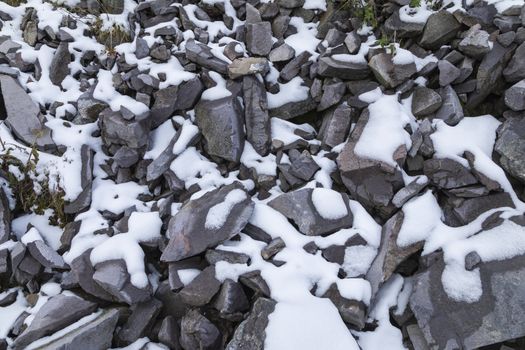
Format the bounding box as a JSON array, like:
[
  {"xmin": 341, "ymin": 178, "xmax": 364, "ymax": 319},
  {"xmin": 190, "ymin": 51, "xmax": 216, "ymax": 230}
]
[
  {"xmin": 504, "ymin": 79, "xmax": 525, "ymax": 111},
  {"xmin": 495, "ymin": 117, "xmax": 525, "ymax": 183},
  {"xmin": 180, "ymin": 309, "xmax": 222, "ymax": 350},
  {"xmin": 243, "ymin": 75, "xmax": 271, "ymax": 156},
  {"xmin": 369, "ymin": 53, "xmax": 417, "ymax": 88},
  {"xmin": 420, "ymin": 11, "xmax": 461, "ymax": 49}
]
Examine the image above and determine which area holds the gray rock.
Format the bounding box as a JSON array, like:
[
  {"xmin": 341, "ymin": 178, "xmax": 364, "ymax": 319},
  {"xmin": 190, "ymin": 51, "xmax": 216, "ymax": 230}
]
[
  {"xmin": 458, "ymin": 25, "xmax": 491, "ymax": 58},
  {"xmin": 228, "ymin": 57, "xmax": 269, "ymax": 79},
  {"xmin": 146, "ymin": 134, "xmax": 178, "ymax": 182},
  {"xmin": 213, "ymin": 279, "xmax": 250, "ymax": 319},
  {"xmin": 0, "ymin": 39, "xmax": 21, "ymax": 55},
  {"xmin": 161, "ymin": 183, "xmax": 254, "ymax": 262},
  {"xmin": 385, "ymin": 10, "xmax": 425, "ymax": 38},
  {"xmin": 392, "ymin": 177, "xmax": 428, "ymax": 208},
  {"xmin": 318, "ymin": 82, "xmax": 346, "ymax": 111},
  {"xmin": 117, "ymin": 298, "xmax": 162, "ymax": 346},
  {"xmin": 13, "ymin": 294, "xmax": 98, "ymax": 349},
  {"xmin": 319, "ymin": 103, "xmax": 354, "ymax": 148},
  {"xmin": 503, "ymin": 41, "xmax": 525, "ymax": 83},
  {"xmin": 451, "ymin": 192, "xmax": 514, "ymax": 224},
  {"xmin": 76, "ymin": 89, "xmax": 109, "ymax": 122},
  {"xmin": 276, "ymin": 0, "xmax": 304, "ymax": 8},
  {"xmin": 420, "ymin": 11, "xmax": 461, "ymax": 49},
  {"xmin": 175, "ymin": 77, "xmax": 204, "ymax": 111},
  {"xmin": 434, "ymin": 85, "xmax": 464, "ymax": 125},
  {"xmin": 205, "ymin": 249, "xmax": 251, "ymax": 265},
  {"xmin": 27, "ymin": 240, "xmax": 67, "ymax": 269},
  {"xmin": 243, "ymin": 75, "xmax": 271, "ymax": 156},
  {"xmin": 31, "ymin": 309, "xmax": 119, "ymax": 350},
  {"xmin": 322, "ymin": 283, "xmax": 366, "ymax": 329},
  {"xmin": 226, "ymin": 298, "xmax": 276, "ymax": 350},
  {"xmin": 369, "ymin": 53, "xmax": 417, "ymax": 88},
  {"xmin": 64, "ymin": 144, "xmax": 93, "ymax": 214},
  {"xmin": 287, "ymin": 149, "xmax": 320, "ymax": 181},
  {"xmin": 23, "ymin": 21, "xmax": 37, "ymax": 46},
  {"xmin": 179, "ymin": 266, "xmax": 221, "ymax": 306},
  {"xmin": 423, "ymin": 158, "xmax": 478, "ymax": 189},
  {"xmin": 411, "ymin": 86, "xmax": 443, "ymax": 117},
  {"xmin": 0, "ymin": 75, "xmax": 54, "ymax": 150},
  {"xmin": 185, "ymin": 39, "xmax": 228, "ymax": 74},
  {"xmin": 71, "ymin": 250, "xmax": 118, "ymax": 302},
  {"xmin": 269, "ymin": 98, "xmax": 317, "ymax": 120},
  {"xmin": 158, "ymin": 316, "xmax": 181, "ymax": 350},
  {"xmin": 195, "ymin": 95, "xmax": 245, "ymax": 163},
  {"xmin": 180, "ymin": 310, "xmax": 222, "ymax": 350},
  {"xmin": 49, "ymin": 42, "xmax": 71, "ymax": 86},
  {"xmin": 99, "ymin": 108, "xmax": 150, "ymax": 149},
  {"xmin": 406, "ymin": 324, "xmax": 431, "ymax": 350},
  {"xmin": 261, "ymin": 237, "xmax": 286, "ymax": 260},
  {"xmin": 135, "ymin": 37, "xmax": 149, "ymax": 59},
  {"xmin": 246, "ymin": 22, "xmax": 273, "ymax": 56},
  {"xmin": 410, "ymin": 253, "xmax": 525, "ymax": 349},
  {"xmin": 438, "ymin": 60, "xmax": 461, "ymax": 86},
  {"xmin": 245, "ymin": 3, "xmax": 262, "ymax": 24},
  {"xmin": 0, "ymin": 187, "xmax": 10, "ymax": 244},
  {"xmin": 114, "ymin": 146, "xmax": 139, "ymax": 168},
  {"xmin": 495, "ymin": 117, "xmax": 525, "ymax": 182},
  {"xmin": 344, "ymin": 31, "xmax": 362, "ymax": 54},
  {"xmin": 280, "ymin": 51, "xmax": 312, "ymax": 82},
  {"xmin": 93, "ymin": 259, "xmax": 151, "ymax": 305},
  {"xmin": 318, "ymin": 56, "xmax": 369, "ymax": 80},
  {"xmin": 504, "ymin": 79, "xmax": 525, "ymax": 111},
  {"xmin": 269, "ymin": 43, "xmax": 295, "ymax": 62},
  {"xmin": 267, "ymin": 188, "xmax": 353, "ymax": 236}
]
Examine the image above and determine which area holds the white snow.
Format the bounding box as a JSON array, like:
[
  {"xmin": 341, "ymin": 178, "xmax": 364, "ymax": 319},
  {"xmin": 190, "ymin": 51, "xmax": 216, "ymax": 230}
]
[
  {"xmin": 267, "ymin": 77, "xmax": 310, "ymax": 109},
  {"xmin": 311, "ymin": 188, "xmax": 348, "ymax": 220},
  {"xmin": 205, "ymin": 189, "xmax": 247, "ymax": 229},
  {"xmin": 178, "ymin": 269, "xmax": 201, "ymax": 286}
]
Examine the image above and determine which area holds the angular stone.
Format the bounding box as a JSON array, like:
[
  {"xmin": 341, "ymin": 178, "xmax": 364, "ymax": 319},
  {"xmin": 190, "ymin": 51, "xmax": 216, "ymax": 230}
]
[
  {"xmin": 161, "ymin": 183, "xmax": 254, "ymax": 262},
  {"xmin": 261, "ymin": 237, "xmax": 286, "ymax": 260},
  {"xmin": 27, "ymin": 240, "xmax": 67, "ymax": 269},
  {"xmin": 226, "ymin": 298, "xmax": 276, "ymax": 350},
  {"xmin": 267, "ymin": 188, "xmax": 353, "ymax": 236},
  {"xmin": 423, "ymin": 158, "xmax": 478, "ymax": 189},
  {"xmin": 64, "ymin": 144, "xmax": 93, "ymax": 214},
  {"xmin": 344, "ymin": 31, "xmax": 362, "ymax": 54},
  {"xmin": 13, "ymin": 294, "xmax": 98, "ymax": 349},
  {"xmin": 180, "ymin": 310, "xmax": 222, "ymax": 350},
  {"xmin": 49, "ymin": 42, "xmax": 71, "ymax": 86},
  {"xmin": 93, "ymin": 259, "xmax": 151, "ymax": 305},
  {"xmin": 385, "ymin": 10, "xmax": 425, "ymax": 38},
  {"xmin": 369, "ymin": 53, "xmax": 417, "ymax": 89},
  {"xmin": 205, "ymin": 249, "xmax": 251, "ymax": 265},
  {"xmin": 0, "ymin": 75, "xmax": 54, "ymax": 150},
  {"xmin": 319, "ymin": 103, "xmax": 353, "ymax": 148},
  {"xmin": 0, "ymin": 187, "xmax": 10, "ymax": 244},
  {"xmin": 269, "ymin": 43, "xmax": 295, "ymax": 62},
  {"xmin": 158, "ymin": 316, "xmax": 181, "ymax": 350},
  {"xmin": 458, "ymin": 25, "xmax": 491, "ymax": 58},
  {"xmin": 451, "ymin": 192, "xmax": 515, "ymax": 224},
  {"xmin": 213, "ymin": 279, "xmax": 250, "ymax": 319},
  {"xmin": 495, "ymin": 117, "xmax": 525, "ymax": 183},
  {"xmin": 392, "ymin": 177, "xmax": 428, "ymax": 208},
  {"xmin": 32, "ymin": 309, "xmax": 119, "ymax": 350},
  {"xmin": 434, "ymin": 85, "xmax": 464, "ymax": 125},
  {"xmin": 410, "ymin": 254, "xmax": 525, "ymax": 349},
  {"xmin": 185, "ymin": 39, "xmax": 228, "ymax": 74},
  {"xmin": 287, "ymin": 149, "xmax": 320, "ymax": 181},
  {"xmin": 77, "ymin": 88, "xmax": 109, "ymax": 122},
  {"xmin": 420, "ymin": 11, "xmax": 461, "ymax": 49},
  {"xmin": 117, "ymin": 298, "xmax": 162, "ymax": 346},
  {"xmin": 246, "ymin": 22, "xmax": 272, "ymax": 56},
  {"xmin": 318, "ymin": 82, "xmax": 346, "ymax": 111},
  {"xmin": 99, "ymin": 108, "xmax": 150, "ymax": 149},
  {"xmin": 269, "ymin": 98, "xmax": 317, "ymax": 120},
  {"xmin": 411, "ymin": 86, "xmax": 442, "ymax": 117},
  {"xmin": 243, "ymin": 75, "xmax": 271, "ymax": 156},
  {"xmin": 280, "ymin": 51, "xmax": 311, "ymax": 82},
  {"xmin": 195, "ymin": 96, "xmax": 245, "ymax": 163},
  {"xmin": 229, "ymin": 57, "xmax": 269, "ymax": 79},
  {"xmin": 322, "ymin": 283, "xmax": 366, "ymax": 329},
  {"xmin": 438, "ymin": 60, "xmax": 461, "ymax": 86},
  {"xmin": 179, "ymin": 266, "xmax": 221, "ymax": 306},
  {"xmin": 318, "ymin": 56, "xmax": 369, "ymax": 80},
  {"xmin": 71, "ymin": 250, "xmax": 117, "ymax": 302},
  {"xmin": 504, "ymin": 79, "xmax": 525, "ymax": 111}
]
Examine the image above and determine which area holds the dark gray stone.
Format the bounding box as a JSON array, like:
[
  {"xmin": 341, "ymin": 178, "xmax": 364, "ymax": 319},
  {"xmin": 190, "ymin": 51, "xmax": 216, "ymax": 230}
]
[
  {"xmin": 392, "ymin": 177, "xmax": 428, "ymax": 208},
  {"xmin": 161, "ymin": 183, "xmax": 254, "ymax": 262},
  {"xmin": 318, "ymin": 56, "xmax": 369, "ymax": 80},
  {"xmin": 205, "ymin": 249, "xmax": 251, "ymax": 265},
  {"xmin": 495, "ymin": 117, "xmax": 525, "ymax": 183},
  {"xmin": 269, "ymin": 43, "xmax": 295, "ymax": 62},
  {"xmin": 318, "ymin": 82, "xmax": 346, "ymax": 111},
  {"xmin": 27, "ymin": 240, "xmax": 67, "ymax": 269},
  {"xmin": 423, "ymin": 158, "xmax": 478, "ymax": 189},
  {"xmin": 438, "ymin": 60, "xmax": 461, "ymax": 86},
  {"xmin": 246, "ymin": 22, "xmax": 272, "ymax": 56},
  {"xmin": 458, "ymin": 25, "xmax": 491, "ymax": 58},
  {"xmin": 49, "ymin": 42, "xmax": 71, "ymax": 86},
  {"xmin": 243, "ymin": 75, "xmax": 271, "ymax": 156},
  {"xmin": 451, "ymin": 192, "xmax": 515, "ymax": 225},
  {"xmin": 369, "ymin": 53, "xmax": 417, "ymax": 89},
  {"xmin": 261, "ymin": 237, "xmax": 286, "ymax": 260},
  {"xmin": 267, "ymin": 188, "xmax": 353, "ymax": 236},
  {"xmin": 213, "ymin": 279, "xmax": 250, "ymax": 319},
  {"xmin": 158, "ymin": 316, "xmax": 181, "ymax": 350},
  {"xmin": 287, "ymin": 149, "xmax": 320, "ymax": 181},
  {"xmin": 420, "ymin": 11, "xmax": 461, "ymax": 49},
  {"xmin": 319, "ymin": 103, "xmax": 353, "ymax": 148},
  {"xmin": 65, "ymin": 144, "xmax": 93, "ymax": 214},
  {"xmin": 99, "ymin": 108, "xmax": 150, "ymax": 149},
  {"xmin": 504, "ymin": 79, "xmax": 525, "ymax": 111},
  {"xmin": 226, "ymin": 298, "xmax": 276, "ymax": 350},
  {"xmin": 185, "ymin": 39, "xmax": 228, "ymax": 74},
  {"xmin": 195, "ymin": 96, "xmax": 245, "ymax": 163},
  {"xmin": 434, "ymin": 85, "xmax": 464, "ymax": 125},
  {"xmin": 269, "ymin": 98, "xmax": 317, "ymax": 120},
  {"xmin": 76, "ymin": 89, "xmax": 109, "ymax": 122},
  {"xmin": 411, "ymin": 86, "xmax": 442, "ymax": 117},
  {"xmin": 180, "ymin": 310, "xmax": 222, "ymax": 350},
  {"xmin": 280, "ymin": 51, "xmax": 311, "ymax": 82},
  {"xmin": 385, "ymin": 10, "xmax": 425, "ymax": 38},
  {"xmin": 114, "ymin": 146, "xmax": 139, "ymax": 168},
  {"xmin": 117, "ymin": 298, "xmax": 162, "ymax": 346},
  {"xmin": 0, "ymin": 187, "xmax": 10, "ymax": 244},
  {"xmin": 322, "ymin": 283, "xmax": 366, "ymax": 329},
  {"xmin": 179, "ymin": 266, "xmax": 221, "ymax": 306},
  {"xmin": 344, "ymin": 31, "xmax": 362, "ymax": 53}
]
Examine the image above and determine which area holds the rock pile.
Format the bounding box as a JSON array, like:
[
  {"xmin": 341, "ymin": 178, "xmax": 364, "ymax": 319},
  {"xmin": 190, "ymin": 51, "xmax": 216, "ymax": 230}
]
[{"xmin": 0, "ymin": 0, "xmax": 524, "ymax": 349}]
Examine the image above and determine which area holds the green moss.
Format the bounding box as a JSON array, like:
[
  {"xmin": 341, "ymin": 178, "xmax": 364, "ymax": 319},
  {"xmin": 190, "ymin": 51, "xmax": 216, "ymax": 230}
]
[
  {"xmin": 3, "ymin": 0, "xmax": 26, "ymax": 6},
  {"xmin": 0, "ymin": 146, "xmax": 68, "ymax": 228}
]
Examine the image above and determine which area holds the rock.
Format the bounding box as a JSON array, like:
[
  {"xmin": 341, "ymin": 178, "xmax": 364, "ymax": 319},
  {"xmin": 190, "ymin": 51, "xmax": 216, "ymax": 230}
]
[
  {"xmin": 267, "ymin": 188, "xmax": 353, "ymax": 236},
  {"xmin": 77, "ymin": 88, "xmax": 109, "ymax": 122},
  {"xmin": 495, "ymin": 117, "xmax": 525, "ymax": 182},
  {"xmin": 161, "ymin": 183, "xmax": 254, "ymax": 262},
  {"xmin": 0, "ymin": 39, "xmax": 21, "ymax": 55},
  {"xmin": 31, "ymin": 309, "xmax": 119, "ymax": 350},
  {"xmin": 229, "ymin": 57, "xmax": 270, "ymax": 79},
  {"xmin": 286, "ymin": 149, "xmax": 319, "ymax": 181},
  {"xmin": 71, "ymin": 250, "xmax": 117, "ymax": 302},
  {"xmin": 117, "ymin": 298, "xmax": 162, "ymax": 346},
  {"xmin": 336, "ymin": 110, "xmax": 405, "ymax": 217},
  {"xmin": 322, "ymin": 283, "xmax": 366, "ymax": 329},
  {"xmin": 450, "ymin": 192, "xmax": 515, "ymax": 224},
  {"xmin": 195, "ymin": 96, "xmax": 245, "ymax": 163},
  {"xmin": 344, "ymin": 31, "xmax": 362, "ymax": 53},
  {"xmin": 385, "ymin": 10, "xmax": 425, "ymax": 38},
  {"xmin": 64, "ymin": 144, "xmax": 93, "ymax": 214},
  {"xmin": 392, "ymin": 177, "xmax": 428, "ymax": 208},
  {"xmin": 411, "ymin": 86, "xmax": 442, "ymax": 117},
  {"xmin": 423, "ymin": 158, "xmax": 478, "ymax": 189},
  {"xmin": 146, "ymin": 135, "xmax": 178, "ymax": 182},
  {"xmin": 13, "ymin": 294, "xmax": 98, "ymax": 349},
  {"xmin": 93, "ymin": 259, "xmax": 151, "ymax": 305},
  {"xmin": 246, "ymin": 22, "xmax": 272, "ymax": 56},
  {"xmin": 369, "ymin": 53, "xmax": 417, "ymax": 89},
  {"xmin": 458, "ymin": 25, "xmax": 491, "ymax": 58},
  {"xmin": 179, "ymin": 266, "xmax": 221, "ymax": 306},
  {"xmin": 438, "ymin": 60, "xmax": 461, "ymax": 86},
  {"xmin": 319, "ymin": 103, "xmax": 354, "ymax": 148},
  {"xmin": 0, "ymin": 75, "xmax": 54, "ymax": 150},
  {"xmin": 99, "ymin": 108, "xmax": 150, "ymax": 149},
  {"xmin": 504, "ymin": 79, "xmax": 525, "ymax": 111},
  {"xmin": 276, "ymin": 0, "xmax": 304, "ymax": 8},
  {"xmin": 268, "ymin": 98, "xmax": 317, "ymax": 120},
  {"xmin": 410, "ymin": 254, "xmax": 525, "ymax": 349},
  {"xmin": 158, "ymin": 316, "xmax": 181, "ymax": 350},
  {"xmin": 213, "ymin": 279, "xmax": 250, "ymax": 319},
  {"xmin": 27, "ymin": 240, "xmax": 67, "ymax": 269},
  {"xmin": 503, "ymin": 41, "xmax": 525, "ymax": 83},
  {"xmin": 317, "ymin": 56, "xmax": 369, "ymax": 80},
  {"xmin": 205, "ymin": 249, "xmax": 251, "ymax": 265},
  {"xmin": 0, "ymin": 188, "xmax": 10, "ymax": 244},
  {"xmin": 261, "ymin": 237, "xmax": 286, "ymax": 260},
  {"xmin": 49, "ymin": 42, "xmax": 71, "ymax": 86},
  {"xmin": 318, "ymin": 82, "xmax": 346, "ymax": 111},
  {"xmin": 180, "ymin": 309, "xmax": 222, "ymax": 350},
  {"xmin": 226, "ymin": 298, "xmax": 276, "ymax": 350},
  {"xmin": 420, "ymin": 11, "xmax": 461, "ymax": 49},
  {"xmin": 239, "ymin": 270, "xmax": 271, "ymax": 297},
  {"xmin": 434, "ymin": 85, "xmax": 464, "ymax": 125},
  {"xmin": 185, "ymin": 39, "xmax": 228, "ymax": 74},
  {"xmin": 280, "ymin": 51, "xmax": 312, "ymax": 82},
  {"xmin": 243, "ymin": 75, "xmax": 271, "ymax": 156},
  {"xmin": 269, "ymin": 43, "xmax": 295, "ymax": 62},
  {"xmin": 23, "ymin": 21, "xmax": 37, "ymax": 46}
]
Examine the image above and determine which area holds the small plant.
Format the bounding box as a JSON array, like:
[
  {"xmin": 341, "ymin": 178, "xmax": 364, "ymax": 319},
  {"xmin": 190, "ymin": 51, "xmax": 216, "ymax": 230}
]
[
  {"xmin": 409, "ymin": 0, "xmax": 421, "ymax": 7},
  {"xmin": 92, "ymin": 18, "xmax": 131, "ymax": 53},
  {"xmin": 0, "ymin": 144, "xmax": 67, "ymax": 228},
  {"xmin": 3, "ymin": 0, "xmax": 26, "ymax": 6}
]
